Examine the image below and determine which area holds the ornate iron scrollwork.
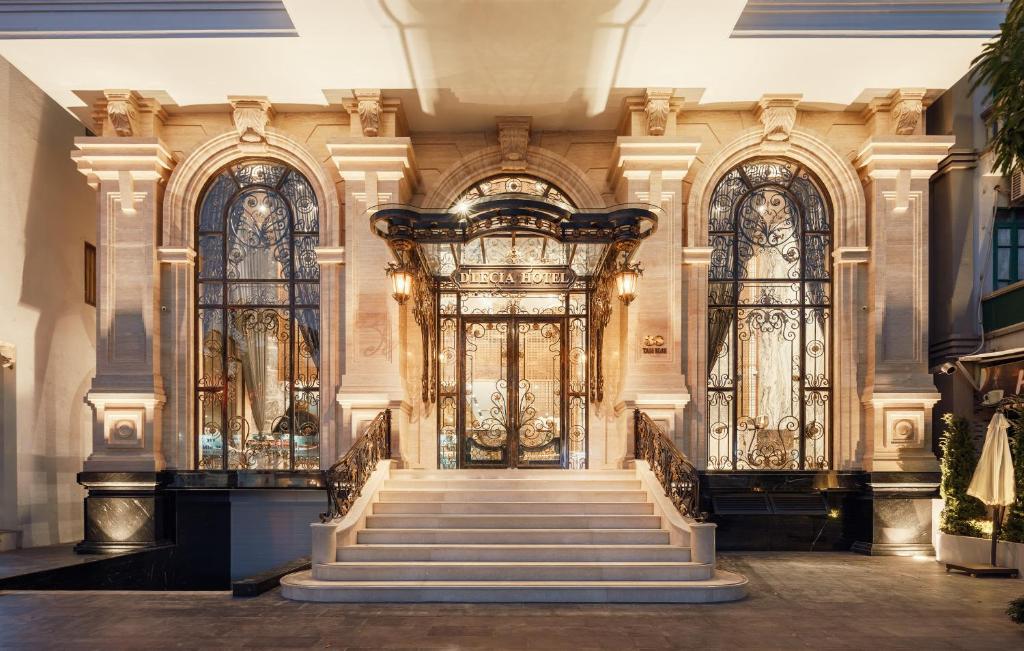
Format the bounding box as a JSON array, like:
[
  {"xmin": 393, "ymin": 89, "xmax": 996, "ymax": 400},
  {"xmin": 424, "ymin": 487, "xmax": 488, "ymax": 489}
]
[
  {"xmin": 319, "ymin": 409, "xmax": 391, "ymax": 523},
  {"xmin": 588, "ymin": 265, "xmax": 614, "ymax": 403},
  {"xmin": 410, "ymin": 264, "xmax": 437, "ymax": 404},
  {"xmin": 633, "ymin": 410, "xmax": 703, "ymax": 520}
]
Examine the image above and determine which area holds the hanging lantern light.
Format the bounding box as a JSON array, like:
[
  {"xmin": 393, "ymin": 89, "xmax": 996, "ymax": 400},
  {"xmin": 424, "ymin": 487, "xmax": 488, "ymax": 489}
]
[
  {"xmin": 385, "ymin": 262, "xmax": 414, "ymax": 305},
  {"xmin": 615, "ymin": 262, "xmax": 643, "ymax": 305}
]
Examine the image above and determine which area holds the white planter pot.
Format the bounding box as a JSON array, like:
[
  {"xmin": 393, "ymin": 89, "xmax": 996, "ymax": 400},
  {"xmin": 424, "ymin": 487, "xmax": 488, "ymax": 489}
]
[{"xmin": 936, "ymin": 531, "xmax": 1024, "ymax": 579}]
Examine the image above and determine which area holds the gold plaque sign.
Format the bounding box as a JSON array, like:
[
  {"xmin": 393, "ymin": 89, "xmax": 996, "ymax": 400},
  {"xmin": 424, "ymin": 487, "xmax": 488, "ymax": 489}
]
[
  {"xmin": 453, "ymin": 266, "xmax": 577, "ymax": 290},
  {"xmin": 642, "ymin": 334, "xmax": 667, "ymax": 355}
]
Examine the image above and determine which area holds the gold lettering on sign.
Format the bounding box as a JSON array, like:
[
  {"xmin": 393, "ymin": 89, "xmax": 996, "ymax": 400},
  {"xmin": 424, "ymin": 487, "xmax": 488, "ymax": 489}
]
[{"xmin": 454, "ymin": 267, "xmax": 575, "ymax": 289}]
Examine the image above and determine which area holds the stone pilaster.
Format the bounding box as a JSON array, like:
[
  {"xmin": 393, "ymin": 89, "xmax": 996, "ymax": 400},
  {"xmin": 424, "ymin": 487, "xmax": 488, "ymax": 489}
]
[
  {"xmin": 72, "ymin": 132, "xmax": 173, "ymax": 554},
  {"xmin": 326, "ymin": 131, "xmax": 420, "ymax": 459},
  {"xmin": 608, "ymin": 121, "xmax": 701, "ymax": 451},
  {"xmin": 855, "ymin": 135, "xmax": 953, "ymax": 472},
  {"xmin": 73, "ymin": 137, "xmax": 174, "ymax": 472}
]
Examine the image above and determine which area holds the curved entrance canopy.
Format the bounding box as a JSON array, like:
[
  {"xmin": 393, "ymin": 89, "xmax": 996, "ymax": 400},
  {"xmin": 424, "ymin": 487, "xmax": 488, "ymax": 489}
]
[{"xmin": 371, "ymin": 194, "xmax": 659, "ymax": 281}]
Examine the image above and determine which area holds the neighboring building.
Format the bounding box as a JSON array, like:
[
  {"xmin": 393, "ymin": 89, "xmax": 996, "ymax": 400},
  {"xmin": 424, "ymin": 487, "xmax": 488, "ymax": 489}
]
[
  {"xmin": 0, "ymin": 2, "xmax": 1009, "ymax": 588},
  {"xmin": 0, "ymin": 56, "xmax": 96, "ymax": 551},
  {"xmin": 930, "ymin": 69, "xmax": 1024, "ymax": 440}
]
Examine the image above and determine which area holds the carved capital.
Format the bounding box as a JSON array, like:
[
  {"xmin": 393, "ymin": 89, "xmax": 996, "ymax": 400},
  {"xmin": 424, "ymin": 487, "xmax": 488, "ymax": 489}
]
[
  {"xmin": 891, "ymin": 89, "xmax": 926, "ymax": 136},
  {"xmin": 355, "ymin": 89, "xmax": 383, "ymax": 137},
  {"xmin": 94, "ymin": 90, "xmax": 164, "ymax": 138},
  {"xmin": 497, "ymin": 116, "xmax": 531, "ymax": 171},
  {"xmin": 755, "ymin": 94, "xmax": 801, "ymax": 142},
  {"xmin": 643, "ymin": 89, "xmax": 673, "ymax": 136},
  {"xmin": 104, "ymin": 91, "xmax": 139, "ymax": 137},
  {"xmin": 229, "ymin": 96, "xmax": 274, "ymax": 144}
]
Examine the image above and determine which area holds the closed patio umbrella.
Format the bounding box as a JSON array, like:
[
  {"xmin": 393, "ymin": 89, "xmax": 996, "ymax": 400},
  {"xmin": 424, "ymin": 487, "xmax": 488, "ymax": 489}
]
[{"xmin": 967, "ymin": 411, "xmax": 1017, "ymax": 566}]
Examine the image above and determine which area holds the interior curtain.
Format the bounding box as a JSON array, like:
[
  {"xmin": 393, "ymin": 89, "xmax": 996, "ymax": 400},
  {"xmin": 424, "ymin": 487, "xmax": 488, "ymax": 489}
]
[{"xmin": 707, "ymin": 308, "xmax": 734, "ymax": 368}]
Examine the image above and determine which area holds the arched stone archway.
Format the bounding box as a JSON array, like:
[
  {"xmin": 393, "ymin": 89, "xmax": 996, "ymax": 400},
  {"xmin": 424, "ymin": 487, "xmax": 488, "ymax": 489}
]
[{"xmin": 423, "ymin": 146, "xmax": 606, "ymax": 210}]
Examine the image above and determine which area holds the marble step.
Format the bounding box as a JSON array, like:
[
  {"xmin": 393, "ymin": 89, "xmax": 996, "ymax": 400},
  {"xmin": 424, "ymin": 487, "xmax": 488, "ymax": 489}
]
[
  {"xmin": 281, "ymin": 571, "xmax": 750, "ymax": 603},
  {"xmin": 372, "ymin": 501, "xmax": 654, "ymax": 515},
  {"xmin": 377, "ymin": 489, "xmax": 649, "ymax": 503},
  {"xmin": 383, "ymin": 479, "xmax": 642, "ymax": 491},
  {"xmin": 357, "ymin": 528, "xmax": 671, "ymax": 545},
  {"xmin": 389, "ymin": 469, "xmax": 635, "ymax": 479},
  {"xmin": 363, "ymin": 514, "xmax": 663, "ymax": 530},
  {"xmin": 335, "ymin": 544, "xmax": 693, "ymax": 563},
  {"xmin": 312, "ymin": 561, "xmax": 713, "ymax": 582}
]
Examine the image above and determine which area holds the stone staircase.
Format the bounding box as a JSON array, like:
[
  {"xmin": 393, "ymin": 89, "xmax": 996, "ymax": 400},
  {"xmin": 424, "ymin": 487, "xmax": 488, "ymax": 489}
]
[{"xmin": 281, "ymin": 468, "xmax": 747, "ymax": 602}]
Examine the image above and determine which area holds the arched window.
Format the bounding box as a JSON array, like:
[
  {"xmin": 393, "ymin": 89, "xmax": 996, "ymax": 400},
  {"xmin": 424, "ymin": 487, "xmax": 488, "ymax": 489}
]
[
  {"xmin": 706, "ymin": 159, "xmax": 831, "ymax": 470},
  {"xmin": 194, "ymin": 161, "xmax": 320, "ymax": 470}
]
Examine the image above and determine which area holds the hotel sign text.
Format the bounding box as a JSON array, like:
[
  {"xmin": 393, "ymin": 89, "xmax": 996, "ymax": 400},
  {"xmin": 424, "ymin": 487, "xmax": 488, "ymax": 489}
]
[{"xmin": 453, "ymin": 266, "xmax": 577, "ymax": 290}]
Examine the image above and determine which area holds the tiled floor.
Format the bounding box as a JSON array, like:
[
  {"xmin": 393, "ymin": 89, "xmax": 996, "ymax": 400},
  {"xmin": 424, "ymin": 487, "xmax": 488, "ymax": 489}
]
[{"xmin": 1, "ymin": 552, "xmax": 1022, "ymax": 649}]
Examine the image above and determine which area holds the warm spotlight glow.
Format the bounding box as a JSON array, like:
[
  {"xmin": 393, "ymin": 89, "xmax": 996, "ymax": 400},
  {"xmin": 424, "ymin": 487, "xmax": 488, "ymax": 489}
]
[{"xmin": 454, "ymin": 199, "xmax": 473, "ymax": 216}]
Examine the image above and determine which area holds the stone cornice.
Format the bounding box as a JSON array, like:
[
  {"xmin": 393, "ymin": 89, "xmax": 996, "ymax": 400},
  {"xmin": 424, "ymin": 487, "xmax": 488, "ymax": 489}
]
[
  {"xmin": 853, "ymin": 136, "xmax": 956, "ymax": 178},
  {"xmin": 72, "ymin": 137, "xmax": 174, "ymax": 188},
  {"xmin": 608, "ymin": 137, "xmax": 701, "ymax": 185},
  {"xmin": 326, "ymin": 137, "xmax": 420, "ymax": 187}
]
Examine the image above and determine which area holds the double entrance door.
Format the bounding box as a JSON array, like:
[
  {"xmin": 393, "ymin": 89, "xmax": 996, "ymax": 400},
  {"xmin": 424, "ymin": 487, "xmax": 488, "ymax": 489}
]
[{"xmin": 460, "ymin": 316, "xmax": 567, "ymax": 468}]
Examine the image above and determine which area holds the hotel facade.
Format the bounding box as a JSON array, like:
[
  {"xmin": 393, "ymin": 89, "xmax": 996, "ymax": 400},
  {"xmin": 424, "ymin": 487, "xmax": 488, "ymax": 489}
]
[{"xmin": 0, "ymin": 1, "xmax": 1009, "ymax": 598}]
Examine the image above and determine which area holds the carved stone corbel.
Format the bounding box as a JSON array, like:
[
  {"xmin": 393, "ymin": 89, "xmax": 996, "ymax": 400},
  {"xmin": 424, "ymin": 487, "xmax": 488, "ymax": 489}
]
[
  {"xmin": 229, "ymin": 96, "xmax": 274, "ymax": 143},
  {"xmin": 355, "ymin": 89, "xmax": 383, "ymax": 137},
  {"xmin": 643, "ymin": 89, "xmax": 673, "ymax": 136},
  {"xmin": 891, "ymin": 89, "xmax": 926, "ymax": 136},
  {"xmin": 104, "ymin": 91, "xmax": 139, "ymax": 137},
  {"xmin": 497, "ymin": 116, "xmax": 531, "ymax": 171},
  {"xmin": 755, "ymin": 94, "xmax": 801, "ymax": 142}
]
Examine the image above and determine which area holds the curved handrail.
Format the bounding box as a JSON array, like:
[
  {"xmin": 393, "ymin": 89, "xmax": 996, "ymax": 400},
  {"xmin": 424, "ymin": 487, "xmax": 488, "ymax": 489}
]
[
  {"xmin": 318, "ymin": 410, "xmax": 392, "ymax": 523},
  {"xmin": 633, "ymin": 409, "xmax": 703, "ymax": 520}
]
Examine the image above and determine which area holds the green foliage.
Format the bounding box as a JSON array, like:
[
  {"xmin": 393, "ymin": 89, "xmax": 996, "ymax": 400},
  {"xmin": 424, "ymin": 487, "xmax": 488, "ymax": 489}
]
[
  {"xmin": 1002, "ymin": 408, "xmax": 1024, "ymax": 543},
  {"xmin": 1008, "ymin": 597, "xmax": 1024, "ymax": 625},
  {"xmin": 970, "ymin": 0, "xmax": 1024, "ymax": 176},
  {"xmin": 939, "ymin": 413, "xmax": 986, "ymax": 536}
]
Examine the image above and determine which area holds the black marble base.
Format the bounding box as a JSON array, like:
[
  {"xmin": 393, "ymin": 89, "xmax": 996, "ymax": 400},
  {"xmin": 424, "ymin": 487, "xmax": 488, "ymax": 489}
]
[
  {"xmin": 700, "ymin": 471, "xmax": 868, "ymax": 551},
  {"xmin": 76, "ymin": 472, "xmax": 170, "ymax": 554},
  {"xmin": 849, "ymin": 472, "xmax": 940, "ymax": 556}
]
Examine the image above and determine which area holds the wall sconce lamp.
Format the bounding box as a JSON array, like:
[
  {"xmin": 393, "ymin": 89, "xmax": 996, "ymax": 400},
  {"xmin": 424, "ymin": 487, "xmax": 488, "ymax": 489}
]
[
  {"xmin": 385, "ymin": 262, "xmax": 414, "ymax": 305},
  {"xmin": 615, "ymin": 262, "xmax": 643, "ymax": 305}
]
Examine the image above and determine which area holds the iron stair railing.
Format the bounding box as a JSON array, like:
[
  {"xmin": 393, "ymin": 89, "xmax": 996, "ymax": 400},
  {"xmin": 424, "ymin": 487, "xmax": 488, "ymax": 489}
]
[
  {"xmin": 633, "ymin": 409, "xmax": 703, "ymax": 520},
  {"xmin": 319, "ymin": 409, "xmax": 392, "ymax": 523}
]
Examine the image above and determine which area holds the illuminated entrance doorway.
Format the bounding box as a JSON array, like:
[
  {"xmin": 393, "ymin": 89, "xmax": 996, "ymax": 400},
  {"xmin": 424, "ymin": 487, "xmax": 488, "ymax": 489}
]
[
  {"xmin": 370, "ymin": 175, "xmax": 659, "ymax": 470},
  {"xmin": 460, "ymin": 316, "xmax": 576, "ymax": 468}
]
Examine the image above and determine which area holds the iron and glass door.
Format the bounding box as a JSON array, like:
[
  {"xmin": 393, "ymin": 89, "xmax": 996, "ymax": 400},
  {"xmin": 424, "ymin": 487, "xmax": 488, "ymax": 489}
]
[{"xmin": 461, "ymin": 317, "xmax": 565, "ymax": 468}]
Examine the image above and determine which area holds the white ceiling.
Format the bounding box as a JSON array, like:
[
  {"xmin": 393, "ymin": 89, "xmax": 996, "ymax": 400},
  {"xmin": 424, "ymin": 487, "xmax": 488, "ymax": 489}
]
[{"xmin": 0, "ymin": 1, "xmax": 1000, "ymax": 130}]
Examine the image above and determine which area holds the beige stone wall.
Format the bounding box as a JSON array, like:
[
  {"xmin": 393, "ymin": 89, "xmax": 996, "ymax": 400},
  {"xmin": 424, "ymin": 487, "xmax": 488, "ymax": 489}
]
[
  {"xmin": 0, "ymin": 56, "xmax": 96, "ymax": 547},
  {"xmin": 73, "ymin": 90, "xmax": 946, "ymax": 473}
]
